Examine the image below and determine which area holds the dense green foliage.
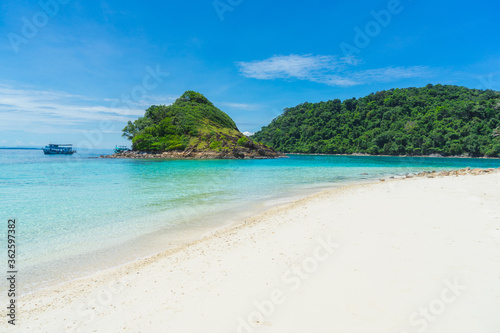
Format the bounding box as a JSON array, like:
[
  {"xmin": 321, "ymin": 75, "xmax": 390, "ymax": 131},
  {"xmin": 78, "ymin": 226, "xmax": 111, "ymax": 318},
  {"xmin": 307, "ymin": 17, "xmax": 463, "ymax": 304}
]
[
  {"xmin": 237, "ymin": 136, "xmax": 249, "ymax": 146},
  {"xmin": 252, "ymin": 85, "xmax": 500, "ymax": 157},
  {"xmin": 122, "ymin": 91, "xmax": 245, "ymax": 152}
]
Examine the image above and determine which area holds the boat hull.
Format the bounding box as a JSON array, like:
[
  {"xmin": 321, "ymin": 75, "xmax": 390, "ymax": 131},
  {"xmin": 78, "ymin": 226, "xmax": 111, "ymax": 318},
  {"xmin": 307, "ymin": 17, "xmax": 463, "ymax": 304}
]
[{"xmin": 43, "ymin": 149, "xmax": 76, "ymax": 155}]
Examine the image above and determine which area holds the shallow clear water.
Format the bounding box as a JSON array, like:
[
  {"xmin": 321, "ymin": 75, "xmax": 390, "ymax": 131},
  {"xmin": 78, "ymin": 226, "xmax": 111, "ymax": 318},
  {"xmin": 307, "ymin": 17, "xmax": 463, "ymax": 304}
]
[{"xmin": 1, "ymin": 149, "xmax": 499, "ymax": 293}]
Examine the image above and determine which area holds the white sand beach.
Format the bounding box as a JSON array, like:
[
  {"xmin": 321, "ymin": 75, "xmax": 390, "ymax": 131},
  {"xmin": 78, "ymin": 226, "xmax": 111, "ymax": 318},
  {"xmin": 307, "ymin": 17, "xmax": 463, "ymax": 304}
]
[{"xmin": 8, "ymin": 172, "xmax": 500, "ymax": 332}]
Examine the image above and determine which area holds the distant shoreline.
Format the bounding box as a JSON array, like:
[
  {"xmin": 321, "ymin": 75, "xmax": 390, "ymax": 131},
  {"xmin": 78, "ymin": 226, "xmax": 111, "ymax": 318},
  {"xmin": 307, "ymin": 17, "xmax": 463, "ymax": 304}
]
[
  {"xmin": 0, "ymin": 147, "xmax": 42, "ymax": 150},
  {"xmin": 286, "ymin": 152, "xmax": 500, "ymax": 159}
]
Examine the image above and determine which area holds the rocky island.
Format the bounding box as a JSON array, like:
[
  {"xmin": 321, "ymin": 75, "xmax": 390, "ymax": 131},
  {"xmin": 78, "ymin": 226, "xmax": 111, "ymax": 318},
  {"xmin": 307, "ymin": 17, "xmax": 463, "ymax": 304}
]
[{"xmin": 102, "ymin": 91, "xmax": 285, "ymax": 159}]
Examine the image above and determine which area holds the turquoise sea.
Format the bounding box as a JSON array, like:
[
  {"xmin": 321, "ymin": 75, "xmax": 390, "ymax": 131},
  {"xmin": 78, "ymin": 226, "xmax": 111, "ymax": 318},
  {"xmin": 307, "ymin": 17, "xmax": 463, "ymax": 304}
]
[{"xmin": 1, "ymin": 149, "xmax": 499, "ymax": 294}]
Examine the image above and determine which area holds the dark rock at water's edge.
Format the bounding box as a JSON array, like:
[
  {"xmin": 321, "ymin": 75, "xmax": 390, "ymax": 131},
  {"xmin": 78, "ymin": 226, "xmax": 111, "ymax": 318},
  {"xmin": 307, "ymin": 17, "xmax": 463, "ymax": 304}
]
[{"xmin": 101, "ymin": 147, "xmax": 287, "ymax": 160}]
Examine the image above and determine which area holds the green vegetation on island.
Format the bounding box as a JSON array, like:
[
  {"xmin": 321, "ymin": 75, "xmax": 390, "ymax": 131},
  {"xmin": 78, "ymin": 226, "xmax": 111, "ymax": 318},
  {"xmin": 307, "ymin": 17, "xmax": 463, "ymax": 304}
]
[
  {"xmin": 252, "ymin": 84, "xmax": 500, "ymax": 157},
  {"xmin": 121, "ymin": 91, "xmax": 282, "ymax": 158}
]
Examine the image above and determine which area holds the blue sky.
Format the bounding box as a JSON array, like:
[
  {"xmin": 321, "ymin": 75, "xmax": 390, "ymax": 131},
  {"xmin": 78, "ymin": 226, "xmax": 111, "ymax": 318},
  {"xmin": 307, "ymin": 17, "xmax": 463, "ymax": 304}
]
[{"xmin": 0, "ymin": 0, "xmax": 499, "ymax": 148}]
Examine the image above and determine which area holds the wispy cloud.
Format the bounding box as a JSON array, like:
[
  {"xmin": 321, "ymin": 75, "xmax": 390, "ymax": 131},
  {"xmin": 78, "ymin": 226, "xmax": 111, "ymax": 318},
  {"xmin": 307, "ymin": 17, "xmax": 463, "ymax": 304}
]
[
  {"xmin": 217, "ymin": 102, "xmax": 262, "ymax": 110},
  {"xmin": 236, "ymin": 54, "xmax": 434, "ymax": 87},
  {"xmin": 236, "ymin": 54, "xmax": 347, "ymax": 80},
  {"xmin": 0, "ymin": 84, "xmax": 168, "ymax": 133}
]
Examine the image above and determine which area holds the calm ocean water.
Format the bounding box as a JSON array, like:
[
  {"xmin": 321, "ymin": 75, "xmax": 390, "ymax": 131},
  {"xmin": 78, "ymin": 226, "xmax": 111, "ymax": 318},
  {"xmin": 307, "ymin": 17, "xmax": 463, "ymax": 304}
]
[{"xmin": 1, "ymin": 149, "xmax": 499, "ymax": 294}]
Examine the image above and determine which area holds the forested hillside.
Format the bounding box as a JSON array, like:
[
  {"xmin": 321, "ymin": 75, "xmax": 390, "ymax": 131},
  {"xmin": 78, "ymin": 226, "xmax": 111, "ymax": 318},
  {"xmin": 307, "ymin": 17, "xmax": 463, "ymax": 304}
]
[
  {"xmin": 252, "ymin": 85, "xmax": 500, "ymax": 157},
  {"xmin": 121, "ymin": 91, "xmax": 282, "ymax": 158}
]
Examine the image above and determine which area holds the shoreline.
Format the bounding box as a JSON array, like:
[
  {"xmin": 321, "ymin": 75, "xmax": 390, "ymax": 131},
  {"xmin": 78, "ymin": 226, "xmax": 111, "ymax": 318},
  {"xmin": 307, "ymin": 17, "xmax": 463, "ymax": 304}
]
[
  {"xmin": 19, "ymin": 154, "xmax": 449, "ymax": 297},
  {"xmin": 100, "ymin": 151, "xmax": 500, "ymax": 160},
  {"xmin": 15, "ymin": 176, "xmax": 373, "ymax": 297},
  {"xmin": 11, "ymin": 178, "xmax": 381, "ymax": 329},
  {"xmin": 286, "ymin": 152, "xmax": 500, "ymax": 159},
  {"xmin": 20, "ymin": 174, "xmax": 380, "ymax": 297},
  {"xmin": 100, "ymin": 148, "xmax": 287, "ymax": 160},
  {"xmin": 14, "ymin": 163, "xmax": 438, "ymax": 298},
  {"xmin": 7, "ymin": 167, "xmax": 500, "ymax": 332},
  {"xmin": 16, "ymin": 184, "xmax": 331, "ymax": 296}
]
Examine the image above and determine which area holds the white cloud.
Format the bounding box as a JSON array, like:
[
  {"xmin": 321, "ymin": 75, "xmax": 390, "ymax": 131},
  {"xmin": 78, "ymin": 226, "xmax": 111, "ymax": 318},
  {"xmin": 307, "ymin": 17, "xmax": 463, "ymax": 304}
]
[
  {"xmin": 242, "ymin": 131, "xmax": 254, "ymax": 136},
  {"xmin": 0, "ymin": 84, "xmax": 169, "ymax": 132},
  {"xmin": 237, "ymin": 54, "xmax": 346, "ymax": 81},
  {"xmin": 350, "ymin": 66, "xmax": 433, "ymax": 82},
  {"xmin": 218, "ymin": 102, "xmax": 262, "ymax": 110},
  {"xmin": 236, "ymin": 54, "xmax": 434, "ymax": 87}
]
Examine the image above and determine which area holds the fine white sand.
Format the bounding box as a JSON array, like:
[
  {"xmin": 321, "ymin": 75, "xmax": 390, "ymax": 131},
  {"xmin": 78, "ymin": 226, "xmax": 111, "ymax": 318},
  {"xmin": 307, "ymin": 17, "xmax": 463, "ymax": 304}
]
[{"xmin": 6, "ymin": 173, "xmax": 500, "ymax": 332}]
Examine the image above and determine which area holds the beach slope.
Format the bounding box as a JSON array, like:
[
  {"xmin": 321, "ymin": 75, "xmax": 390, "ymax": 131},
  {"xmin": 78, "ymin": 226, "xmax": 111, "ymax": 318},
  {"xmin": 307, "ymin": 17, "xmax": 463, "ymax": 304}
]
[{"xmin": 10, "ymin": 173, "xmax": 500, "ymax": 332}]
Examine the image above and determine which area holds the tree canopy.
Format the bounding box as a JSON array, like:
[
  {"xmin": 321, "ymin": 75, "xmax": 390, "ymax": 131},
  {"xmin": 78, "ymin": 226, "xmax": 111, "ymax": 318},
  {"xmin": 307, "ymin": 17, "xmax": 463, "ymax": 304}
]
[
  {"xmin": 122, "ymin": 91, "xmax": 260, "ymax": 154},
  {"xmin": 252, "ymin": 84, "xmax": 500, "ymax": 157}
]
